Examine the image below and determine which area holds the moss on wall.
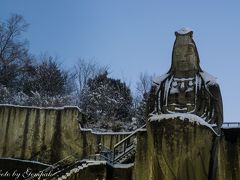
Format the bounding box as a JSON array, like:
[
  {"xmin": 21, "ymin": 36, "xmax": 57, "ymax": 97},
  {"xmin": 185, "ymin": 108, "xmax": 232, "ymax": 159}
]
[{"xmin": 0, "ymin": 105, "xmax": 129, "ymax": 164}]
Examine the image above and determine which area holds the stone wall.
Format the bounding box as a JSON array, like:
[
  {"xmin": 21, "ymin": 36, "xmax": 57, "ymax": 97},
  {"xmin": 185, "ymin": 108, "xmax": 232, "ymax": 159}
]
[
  {"xmin": 2, "ymin": 105, "xmax": 240, "ymax": 180},
  {"xmin": 217, "ymin": 128, "xmax": 240, "ymax": 180},
  {"xmin": 0, "ymin": 105, "xmax": 129, "ymax": 164},
  {"xmin": 132, "ymin": 130, "xmax": 148, "ymax": 180},
  {"xmin": 133, "ymin": 117, "xmax": 240, "ymax": 180},
  {"xmin": 107, "ymin": 164, "xmax": 133, "ymax": 180}
]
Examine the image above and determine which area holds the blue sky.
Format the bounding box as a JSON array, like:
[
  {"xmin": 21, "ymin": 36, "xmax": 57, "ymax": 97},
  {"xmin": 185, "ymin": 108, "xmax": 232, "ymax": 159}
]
[{"xmin": 1, "ymin": 0, "xmax": 240, "ymax": 122}]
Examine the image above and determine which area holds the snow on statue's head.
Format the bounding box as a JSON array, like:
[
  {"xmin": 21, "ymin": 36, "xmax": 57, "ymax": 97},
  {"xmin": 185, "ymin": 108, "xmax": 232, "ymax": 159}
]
[{"xmin": 169, "ymin": 28, "xmax": 202, "ymax": 77}]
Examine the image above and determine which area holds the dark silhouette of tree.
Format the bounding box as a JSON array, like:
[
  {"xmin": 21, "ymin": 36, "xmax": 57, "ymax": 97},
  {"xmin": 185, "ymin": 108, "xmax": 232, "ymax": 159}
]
[
  {"xmin": 0, "ymin": 14, "xmax": 32, "ymax": 90},
  {"xmin": 30, "ymin": 55, "xmax": 69, "ymax": 97}
]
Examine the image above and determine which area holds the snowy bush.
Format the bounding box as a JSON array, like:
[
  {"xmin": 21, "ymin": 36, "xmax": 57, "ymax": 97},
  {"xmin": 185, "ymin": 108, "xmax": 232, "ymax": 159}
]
[{"xmin": 0, "ymin": 84, "xmax": 11, "ymax": 103}]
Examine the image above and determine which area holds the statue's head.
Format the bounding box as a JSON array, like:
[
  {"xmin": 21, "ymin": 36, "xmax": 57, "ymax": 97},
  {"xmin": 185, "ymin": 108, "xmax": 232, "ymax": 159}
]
[{"xmin": 168, "ymin": 28, "xmax": 202, "ymax": 76}]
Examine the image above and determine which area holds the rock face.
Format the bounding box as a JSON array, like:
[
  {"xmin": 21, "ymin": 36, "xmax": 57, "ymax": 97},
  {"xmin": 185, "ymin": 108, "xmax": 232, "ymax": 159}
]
[
  {"xmin": 0, "ymin": 105, "xmax": 129, "ymax": 164},
  {"xmin": 134, "ymin": 116, "xmax": 240, "ymax": 180},
  {"xmin": 134, "ymin": 114, "xmax": 217, "ymax": 180}
]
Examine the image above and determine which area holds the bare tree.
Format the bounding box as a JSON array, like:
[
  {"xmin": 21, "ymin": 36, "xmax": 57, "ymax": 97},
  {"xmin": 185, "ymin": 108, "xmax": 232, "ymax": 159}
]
[
  {"xmin": 136, "ymin": 72, "xmax": 154, "ymax": 99},
  {"xmin": 74, "ymin": 58, "xmax": 108, "ymax": 97},
  {"xmin": 0, "ymin": 14, "xmax": 32, "ymax": 89},
  {"xmin": 134, "ymin": 72, "xmax": 155, "ymax": 126}
]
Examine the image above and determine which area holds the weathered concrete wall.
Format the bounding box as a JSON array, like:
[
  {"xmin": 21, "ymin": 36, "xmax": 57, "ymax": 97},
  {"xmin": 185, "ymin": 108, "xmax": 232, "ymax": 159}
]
[
  {"xmin": 107, "ymin": 164, "xmax": 133, "ymax": 180},
  {"xmin": 134, "ymin": 117, "xmax": 216, "ymax": 180},
  {"xmin": 0, "ymin": 105, "xmax": 129, "ymax": 164},
  {"xmin": 217, "ymin": 128, "xmax": 240, "ymax": 180},
  {"xmin": 81, "ymin": 129, "xmax": 130, "ymax": 159},
  {"xmin": 133, "ymin": 130, "xmax": 148, "ymax": 180},
  {"xmin": 133, "ymin": 118, "xmax": 240, "ymax": 180}
]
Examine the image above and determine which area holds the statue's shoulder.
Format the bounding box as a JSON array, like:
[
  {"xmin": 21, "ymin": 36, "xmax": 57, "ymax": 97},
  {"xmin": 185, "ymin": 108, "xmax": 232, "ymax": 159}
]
[
  {"xmin": 199, "ymin": 71, "xmax": 218, "ymax": 86},
  {"xmin": 152, "ymin": 73, "xmax": 170, "ymax": 86}
]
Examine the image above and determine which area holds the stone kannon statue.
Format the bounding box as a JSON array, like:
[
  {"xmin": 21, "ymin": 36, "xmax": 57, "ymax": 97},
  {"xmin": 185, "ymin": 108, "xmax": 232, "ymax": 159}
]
[{"xmin": 147, "ymin": 28, "xmax": 223, "ymax": 131}]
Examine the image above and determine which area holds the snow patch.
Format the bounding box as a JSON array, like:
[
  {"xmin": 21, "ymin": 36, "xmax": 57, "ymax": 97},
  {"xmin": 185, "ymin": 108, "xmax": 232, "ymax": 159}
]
[
  {"xmin": 176, "ymin": 27, "xmax": 192, "ymax": 35},
  {"xmin": 200, "ymin": 71, "xmax": 217, "ymax": 85},
  {"xmin": 153, "ymin": 74, "xmax": 169, "ymax": 86},
  {"xmin": 80, "ymin": 126, "xmax": 132, "ymax": 135},
  {"xmin": 87, "ymin": 160, "xmax": 107, "ymax": 165},
  {"xmin": 113, "ymin": 163, "xmax": 134, "ymax": 169},
  {"xmin": 0, "ymin": 104, "xmax": 82, "ymax": 111},
  {"xmin": 149, "ymin": 113, "xmax": 217, "ymax": 134}
]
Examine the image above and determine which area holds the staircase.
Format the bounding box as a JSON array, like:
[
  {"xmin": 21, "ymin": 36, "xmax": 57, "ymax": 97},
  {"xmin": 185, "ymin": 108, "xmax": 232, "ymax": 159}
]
[
  {"xmin": 26, "ymin": 158, "xmax": 106, "ymax": 180},
  {"xmin": 26, "ymin": 125, "xmax": 146, "ymax": 180},
  {"xmin": 24, "ymin": 156, "xmax": 70, "ymax": 180},
  {"xmin": 112, "ymin": 124, "xmax": 146, "ymax": 164},
  {"xmin": 89, "ymin": 124, "xmax": 146, "ymax": 164},
  {"xmin": 50, "ymin": 160, "xmax": 106, "ymax": 180},
  {"xmin": 48, "ymin": 160, "xmax": 88, "ymax": 179}
]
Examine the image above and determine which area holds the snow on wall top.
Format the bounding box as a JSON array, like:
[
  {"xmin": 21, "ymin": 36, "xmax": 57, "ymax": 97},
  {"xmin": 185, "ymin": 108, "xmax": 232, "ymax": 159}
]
[
  {"xmin": 0, "ymin": 104, "xmax": 82, "ymax": 111},
  {"xmin": 149, "ymin": 113, "xmax": 218, "ymax": 135}
]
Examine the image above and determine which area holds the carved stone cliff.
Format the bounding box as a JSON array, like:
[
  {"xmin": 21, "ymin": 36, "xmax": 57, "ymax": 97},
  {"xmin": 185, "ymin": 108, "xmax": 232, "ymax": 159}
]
[
  {"xmin": 133, "ymin": 115, "xmax": 240, "ymax": 180},
  {"xmin": 134, "ymin": 114, "xmax": 216, "ymax": 180}
]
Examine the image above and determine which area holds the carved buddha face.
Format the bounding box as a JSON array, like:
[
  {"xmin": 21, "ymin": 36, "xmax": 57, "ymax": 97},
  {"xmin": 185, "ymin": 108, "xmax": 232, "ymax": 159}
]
[{"xmin": 172, "ymin": 44, "xmax": 198, "ymax": 77}]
